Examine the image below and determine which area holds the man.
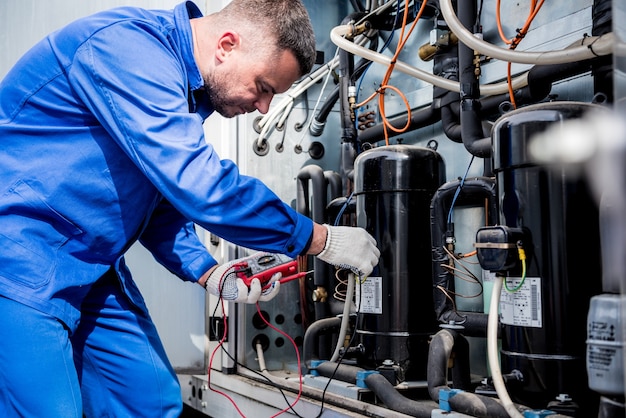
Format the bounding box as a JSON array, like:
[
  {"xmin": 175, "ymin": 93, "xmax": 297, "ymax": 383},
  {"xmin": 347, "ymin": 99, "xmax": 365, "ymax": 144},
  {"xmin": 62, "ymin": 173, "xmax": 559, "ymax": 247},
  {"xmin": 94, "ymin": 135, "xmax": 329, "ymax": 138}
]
[{"xmin": 0, "ymin": 0, "xmax": 380, "ymax": 416}]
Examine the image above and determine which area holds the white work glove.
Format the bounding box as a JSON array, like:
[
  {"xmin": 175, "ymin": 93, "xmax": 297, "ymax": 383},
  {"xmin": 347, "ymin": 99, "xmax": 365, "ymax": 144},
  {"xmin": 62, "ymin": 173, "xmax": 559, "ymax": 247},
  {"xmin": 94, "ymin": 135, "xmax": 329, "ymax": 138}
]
[
  {"xmin": 316, "ymin": 224, "xmax": 380, "ymax": 277},
  {"xmin": 205, "ymin": 254, "xmax": 281, "ymax": 304}
]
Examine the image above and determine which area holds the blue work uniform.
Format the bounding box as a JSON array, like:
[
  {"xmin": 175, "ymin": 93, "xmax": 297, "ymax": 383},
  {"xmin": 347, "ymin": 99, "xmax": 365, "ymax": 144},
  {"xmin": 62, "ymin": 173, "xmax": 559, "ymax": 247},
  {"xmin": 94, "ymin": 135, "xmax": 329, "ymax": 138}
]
[{"xmin": 0, "ymin": 1, "xmax": 314, "ymax": 416}]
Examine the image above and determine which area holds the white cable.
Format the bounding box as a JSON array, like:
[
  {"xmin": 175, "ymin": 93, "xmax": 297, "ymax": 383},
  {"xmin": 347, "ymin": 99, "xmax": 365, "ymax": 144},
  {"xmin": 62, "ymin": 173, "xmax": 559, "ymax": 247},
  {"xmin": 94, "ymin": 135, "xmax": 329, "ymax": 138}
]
[
  {"xmin": 439, "ymin": 0, "xmax": 614, "ymax": 65},
  {"xmin": 488, "ymin": 277, "xmax": 523, "ymax": 418},
  {"xmin": 254, "ymin": 57, "xmax": 340, "ymax": 147},
  {"xmin": 255, "ymin": 341, "xmax": 268, "ymax": 373},
  {"xmin": 330, "ymin": 25, "xmax": 529, "ymax": 96},
  {"xmin": 296, "ymin": 48, "xmax": 340, "ymax": 146},
  {"xmin": 254, "ymin": 32, "xmax": 373, "ymax": 148},
  {"xmin": 259, "ymin": 56, "xmax": 339, "ymax": 131},
  {"xmin": 275, "ymin": 100, "xmax": 294, "ymax": 130},
  {"xmin": 330, "ymin": 272, "xmax": 356, "ymax": 363}
]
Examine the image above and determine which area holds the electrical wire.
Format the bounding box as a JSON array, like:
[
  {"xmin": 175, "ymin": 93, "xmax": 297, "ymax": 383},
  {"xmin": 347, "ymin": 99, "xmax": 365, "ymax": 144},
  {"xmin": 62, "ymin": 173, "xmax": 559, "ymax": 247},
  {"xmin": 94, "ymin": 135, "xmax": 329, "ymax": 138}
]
[
  {"xmin": 353, "ymin": 0, "xmax": 401, "ymax": 135},
  {"xmin": 439, "ymin": 0, "xmax": 614, "ymax": 65},
  {"xmin": 353, "ymin": 0, "xmax": 431, "ymax": 145},
  {"xmin": 495, "ymin": 0, "xmax": 545, "ymax": 108},
  {"xmin": 333, "ymin": 191, "xmax": 354, "ymax": 227},
  {"xmin": 503, "ymin": 242, "xmax": 528, "ymax": 293},
  {"xmin": 441, "ymin": 245, "xmax": 483, "ymax": 300},
  {"xmin": 447, "ymin": 155, "xmax": 475, "ymax": 226},
  {"xmin": 255, "ymin": 303, "xmax": 304, "ymax": 418},
  {"xmin": 208, "ymin": 290, "xmax": 248, "ymax": 418},
  {"xmin": 333, "ymin": 269, "xmax": 349, "ymax": 301},
  {"xmin": 436, "ymin": 284, "xmax": 459, "ymax": 313},
  {"xmin": 330, "ymin": 23, "xmax": 530, "ymax": 96},
  {"xmin": 208, "ymin": 281, "xmax": 307, "ymax": 417}
]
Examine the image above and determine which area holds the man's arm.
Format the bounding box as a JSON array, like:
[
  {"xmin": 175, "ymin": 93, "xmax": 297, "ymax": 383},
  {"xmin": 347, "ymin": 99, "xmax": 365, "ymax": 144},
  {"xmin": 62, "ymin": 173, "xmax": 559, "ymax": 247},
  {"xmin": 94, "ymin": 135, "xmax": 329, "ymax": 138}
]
[{"xmin": 139, "ymin": 199, "xmax": 217, "ymax": 284}]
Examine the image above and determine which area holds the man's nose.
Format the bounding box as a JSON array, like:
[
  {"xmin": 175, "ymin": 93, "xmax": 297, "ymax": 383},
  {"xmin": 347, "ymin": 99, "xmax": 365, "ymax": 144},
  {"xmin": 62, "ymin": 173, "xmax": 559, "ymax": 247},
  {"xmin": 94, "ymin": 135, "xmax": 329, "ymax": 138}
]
[{"xmin": 254, "ymin": 93, "xmax": 273, "ymax": 114}]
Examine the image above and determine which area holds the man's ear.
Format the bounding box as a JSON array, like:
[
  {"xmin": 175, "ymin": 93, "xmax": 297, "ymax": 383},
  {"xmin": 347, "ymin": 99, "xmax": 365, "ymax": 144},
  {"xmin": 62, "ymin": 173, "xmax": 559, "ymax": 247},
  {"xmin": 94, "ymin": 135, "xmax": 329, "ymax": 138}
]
[{"xmin": 215, "ymin": 31, "xmax": 240, "ymax": 63}]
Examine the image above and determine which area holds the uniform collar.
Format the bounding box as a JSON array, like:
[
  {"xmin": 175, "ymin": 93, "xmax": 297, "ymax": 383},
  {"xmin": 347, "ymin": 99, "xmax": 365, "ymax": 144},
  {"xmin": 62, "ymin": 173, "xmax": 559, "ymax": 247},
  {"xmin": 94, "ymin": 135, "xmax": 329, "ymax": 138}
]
[{"xmin": 175, "ymin": 1, "xmax": 204, "ymax": 91}]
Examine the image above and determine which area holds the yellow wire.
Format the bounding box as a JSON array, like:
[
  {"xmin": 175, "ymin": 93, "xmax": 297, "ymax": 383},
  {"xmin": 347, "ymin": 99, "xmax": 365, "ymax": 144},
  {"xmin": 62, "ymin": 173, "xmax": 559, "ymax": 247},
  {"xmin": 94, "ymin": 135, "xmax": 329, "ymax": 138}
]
[{"xmin": 504, "ymin": 244, "xmax": 527, "ymax": 293}]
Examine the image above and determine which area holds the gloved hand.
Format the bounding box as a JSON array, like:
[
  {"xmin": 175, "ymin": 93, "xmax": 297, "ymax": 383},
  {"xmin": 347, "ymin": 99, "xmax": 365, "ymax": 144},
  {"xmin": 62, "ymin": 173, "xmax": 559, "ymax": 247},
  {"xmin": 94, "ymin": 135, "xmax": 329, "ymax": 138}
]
[
  {"xmin": 205, "ymin": 254, "xmax": 281, "ymax": 303},
  {"xmin": 316, "ymin": 224, "xmax": 380, "ymax": 277}
]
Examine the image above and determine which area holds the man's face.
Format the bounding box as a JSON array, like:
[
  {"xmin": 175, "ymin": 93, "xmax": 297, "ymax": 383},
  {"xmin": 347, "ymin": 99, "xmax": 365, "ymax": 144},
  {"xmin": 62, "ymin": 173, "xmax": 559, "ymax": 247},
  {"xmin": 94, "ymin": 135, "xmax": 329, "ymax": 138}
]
[{"xmin": 205, "ymin": 48, "xmax": 301, "ymax": 118}]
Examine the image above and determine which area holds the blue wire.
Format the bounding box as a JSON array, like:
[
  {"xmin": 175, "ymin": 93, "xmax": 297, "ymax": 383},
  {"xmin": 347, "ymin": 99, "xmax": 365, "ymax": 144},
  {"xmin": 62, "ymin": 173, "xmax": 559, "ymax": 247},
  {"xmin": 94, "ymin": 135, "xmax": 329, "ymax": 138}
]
[
  {"xmin": 334, "ymin": 191, "xmax": 355, "ymax": 226},
  {"xmin": 447, "ymin": 155, "xmax": 475, "ymax": 225}
]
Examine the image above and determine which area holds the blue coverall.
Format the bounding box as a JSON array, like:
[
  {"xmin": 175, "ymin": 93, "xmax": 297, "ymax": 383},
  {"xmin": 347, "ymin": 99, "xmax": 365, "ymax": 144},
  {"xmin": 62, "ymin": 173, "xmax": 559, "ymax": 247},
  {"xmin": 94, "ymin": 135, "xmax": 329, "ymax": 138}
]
[{"xmin": 0, "ymin": 1, "xmax": 314, "ymax": 416}]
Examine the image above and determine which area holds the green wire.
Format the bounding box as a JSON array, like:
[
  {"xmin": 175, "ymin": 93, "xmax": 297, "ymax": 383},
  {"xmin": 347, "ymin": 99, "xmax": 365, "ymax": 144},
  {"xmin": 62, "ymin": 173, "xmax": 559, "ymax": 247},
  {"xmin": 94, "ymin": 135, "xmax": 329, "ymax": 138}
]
[{"xmin": 504, "ymin": 243, "xmax": 527, "ymax": 293}]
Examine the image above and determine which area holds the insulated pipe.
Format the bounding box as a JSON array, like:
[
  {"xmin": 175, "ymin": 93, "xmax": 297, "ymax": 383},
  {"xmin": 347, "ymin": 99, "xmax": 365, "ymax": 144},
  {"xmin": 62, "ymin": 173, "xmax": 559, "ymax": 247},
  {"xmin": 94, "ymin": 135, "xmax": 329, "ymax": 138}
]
[
  {"xmin": 324, "ymin": 170, "xmax": 343, "ymax": 200},
  {"xmin": 339, "ymin": 42, "xmax": 357, "ymax": 146},
  {"xmin": 592, "ymin": 0, "xmax": 613, "ymax": 101},
  {"xmin": 310, "ymin": 52, "xmax": 378, "ymax": 137},
  {"xmin": 296, "ymin": 165, "xmax": 327, "ymax": 225},
  {"xmin": 302, "ymin": 316, "xmax": 342, "ymax": 372},
  {"xmin": 441, "ymin": 100, "xmax": 463, "ymax": 142},
  {"xmin": 364, "ymin": 373, "xmax": 437, "ymax": 418},
  {"xmin": 427, "ymin": 329, "xmax": 473, "ymax": 394},
  {"xmin": 427, "ymin": 329, "xmax": 512, "ymax": 418},
  {"xmin": 358, "ymin": 56, "xmax": 601, "ymax": 145},
  {"xmin": 430, "ymin": 177, "xmax": 497, "ymax": 336},
  {"xmin": 310, "ymin": 85, "xmax": 340, "ymax": 137},
  {"xmin": 337, "ymin": 13, "xmax": 368, "ymax": 191},
  {"xmin": 443, "ymin": 58, "xmax": 600, "ymax": 153},
  {"xmin": 457, "ymin": 0, "xmax": 491, "ymax": 158},
  {"xmin": 439, "ymin": 0, "xmax": 614, "ymax": 65},
  {"xmin": 313, "ymin": 361, "xmax": 437, "ymax": 418},
  {"xmin": 312, "ymin": 360, "xmax": 364, "ymax": 385},
  {"xmin": 338, "ymin": 13, "xmax": 364, "ymax": 144},
  {"xmin": 433, "ymin": 34, "xmax": 463, "ymax": 143},
  {"xmin": 296, "ymin": 165, "xmax": 330, "ymax": 322},
  {"xmin": 330, "ymin": 24, "xmax": 529, "ymax": 96}
]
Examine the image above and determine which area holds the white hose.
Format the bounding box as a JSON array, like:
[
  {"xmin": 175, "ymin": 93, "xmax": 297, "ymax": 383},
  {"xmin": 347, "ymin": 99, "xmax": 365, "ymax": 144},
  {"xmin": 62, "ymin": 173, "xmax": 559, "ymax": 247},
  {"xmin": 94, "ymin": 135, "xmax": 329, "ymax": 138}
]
[
  {"xmin": 256, "ymin": 341, "xmax": 268, "ymax": 373},
  {"xmin": 488, "ymin": 277, "xmax": 523, "ymax": 418},
  {"xmin": 330, "ymin": 272, "xmax": 355, "ymax": 363},
  {"xmin": 439, "ymin": 0, "xmax": 614, "ymax": 65},
  {"xmin": 254, "ymin": 31, "xmax": 376, "ymax": 148},
  {"xmin": 330, "ymin": 25, "xmax": 529, "ymax": 96},
  {"xmin": 255, "ymin": 57, "xmax": 339, "ymax": 147}
]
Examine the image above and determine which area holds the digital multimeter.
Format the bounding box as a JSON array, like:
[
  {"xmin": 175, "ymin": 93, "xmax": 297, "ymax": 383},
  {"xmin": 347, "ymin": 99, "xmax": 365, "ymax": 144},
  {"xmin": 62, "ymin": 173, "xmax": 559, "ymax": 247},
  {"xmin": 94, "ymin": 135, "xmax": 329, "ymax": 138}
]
[{"xmin": 231, "ymin": 253, "xmax": 302, "ymax": 289}]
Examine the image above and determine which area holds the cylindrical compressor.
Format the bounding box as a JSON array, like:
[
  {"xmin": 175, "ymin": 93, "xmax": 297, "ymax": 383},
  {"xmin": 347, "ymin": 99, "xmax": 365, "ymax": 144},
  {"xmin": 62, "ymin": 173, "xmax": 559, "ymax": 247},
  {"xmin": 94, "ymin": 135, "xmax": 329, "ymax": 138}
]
[
  {"xmin": 490, "ymin": 102, "xmax": 603, "ymax": 415},
  {"xmin": 354, "ymin": 144, "xmax": 445, "ymax": 382}
]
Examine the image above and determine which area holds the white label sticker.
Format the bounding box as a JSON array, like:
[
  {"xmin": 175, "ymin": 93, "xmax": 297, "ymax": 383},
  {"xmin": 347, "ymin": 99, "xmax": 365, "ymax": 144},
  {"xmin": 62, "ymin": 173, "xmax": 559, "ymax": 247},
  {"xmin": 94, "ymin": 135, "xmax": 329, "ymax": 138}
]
[
  {"xmin": 355, "ymin": 276, "xmax": 383, "ymax": 314},
  {"xmin": 499, "ymin": 277, "xmax": 542, "ymax": 328}
]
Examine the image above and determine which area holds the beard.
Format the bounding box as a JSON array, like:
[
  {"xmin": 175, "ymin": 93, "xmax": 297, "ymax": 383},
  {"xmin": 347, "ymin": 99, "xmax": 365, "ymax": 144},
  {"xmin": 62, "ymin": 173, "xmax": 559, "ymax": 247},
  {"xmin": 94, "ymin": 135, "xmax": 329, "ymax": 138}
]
[{"xmin": 204, "ymin": 71, "xmax": 240, "ymax": 118}]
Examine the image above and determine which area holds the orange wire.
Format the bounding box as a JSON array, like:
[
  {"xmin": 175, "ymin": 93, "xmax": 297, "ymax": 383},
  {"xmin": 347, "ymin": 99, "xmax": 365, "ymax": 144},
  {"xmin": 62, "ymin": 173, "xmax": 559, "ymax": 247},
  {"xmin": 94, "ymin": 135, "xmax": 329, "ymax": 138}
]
[
  {"xmin": 496, "ymin": 0, "xmax": 513, "ymax": 45},
  {"xmin": 495, "ymin": 0, "xmax": 545, "ymax": 108},
  {"xmin": 355, "ymin": 0, "xmax": 430, "ymax": 146}
]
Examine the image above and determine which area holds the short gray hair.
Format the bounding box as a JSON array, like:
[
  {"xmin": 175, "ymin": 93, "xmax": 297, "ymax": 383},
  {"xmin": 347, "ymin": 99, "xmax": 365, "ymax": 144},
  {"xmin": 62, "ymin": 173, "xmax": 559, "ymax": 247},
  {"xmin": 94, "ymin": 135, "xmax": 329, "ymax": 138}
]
[{"xmin": 217, "ymin": 0, "xmax": 317, "ymax": 76}]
